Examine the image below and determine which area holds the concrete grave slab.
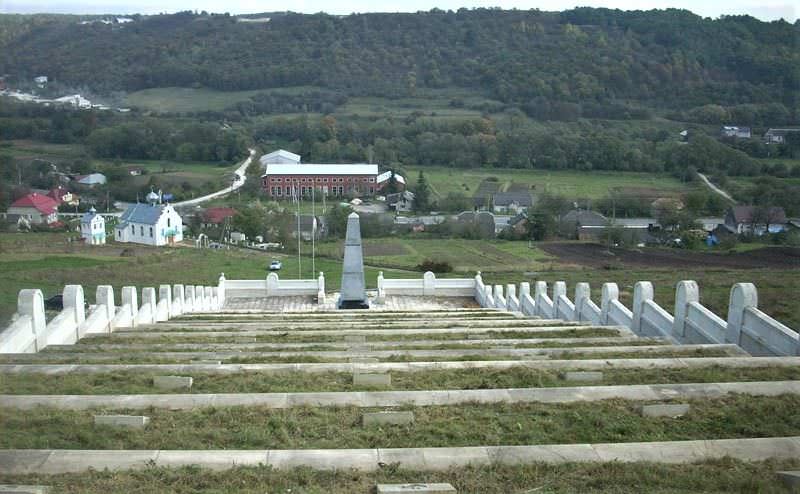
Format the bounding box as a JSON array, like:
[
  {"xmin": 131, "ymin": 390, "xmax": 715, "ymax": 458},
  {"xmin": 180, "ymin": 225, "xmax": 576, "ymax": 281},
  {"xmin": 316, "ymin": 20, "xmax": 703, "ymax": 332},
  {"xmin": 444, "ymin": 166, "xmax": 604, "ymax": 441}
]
[
  {"xmin": 376, "ymin": 484, "xmax": 456, "ymax": 493},
  {"xmin": 94, "ymin": 415, "xmax": 150, "ymax": 429},
  {"xmin": 363, "ymin": 411, "xmax": 414, "ymax": 427},
  {"xmin": 153, "ymin": 376, "xmax": 193, "ymax": 391},
  {"xmin": 563, "ymin": 371, "xmax": 603, "ymax": 382},
  {"xmin": 0, "ymin": 486, "xmax": 50, "ymax": 494},
  {"xmin": 353, "ymin": 373, "xmax": 391, "ymax": 388},
  {"xmin": 350, "ymin": 357, "xmax": 379, "ymax": 364},
  {"xmin": 776, "ymin": 471, "xmax": 800, "ymax": 491},
  {"xmin": 640, "ymin": 404, "xmax": 690, "ymax": 418}
]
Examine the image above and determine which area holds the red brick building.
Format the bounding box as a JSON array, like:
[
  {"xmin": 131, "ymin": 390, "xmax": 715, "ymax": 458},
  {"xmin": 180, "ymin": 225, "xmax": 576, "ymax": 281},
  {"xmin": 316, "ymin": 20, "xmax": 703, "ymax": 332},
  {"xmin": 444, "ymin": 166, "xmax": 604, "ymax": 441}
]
[{"xmin": 262, "ymin": 164, "xmax": 396, "ymax": 199}]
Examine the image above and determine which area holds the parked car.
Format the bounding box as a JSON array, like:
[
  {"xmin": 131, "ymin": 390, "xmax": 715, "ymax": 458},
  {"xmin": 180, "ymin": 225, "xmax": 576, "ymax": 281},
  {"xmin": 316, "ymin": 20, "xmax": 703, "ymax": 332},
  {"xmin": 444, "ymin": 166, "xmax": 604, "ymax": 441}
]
[
  {"xmin": 45, "ymin": 294, "xmax": 63, "ymax": 311},
  {"xmin": 269, "ymin": 260, "xmax": 282, "ymax": 271},
  {"xmin": 44, "ymin": 294, "xmax": 89, "ymax": 311}
]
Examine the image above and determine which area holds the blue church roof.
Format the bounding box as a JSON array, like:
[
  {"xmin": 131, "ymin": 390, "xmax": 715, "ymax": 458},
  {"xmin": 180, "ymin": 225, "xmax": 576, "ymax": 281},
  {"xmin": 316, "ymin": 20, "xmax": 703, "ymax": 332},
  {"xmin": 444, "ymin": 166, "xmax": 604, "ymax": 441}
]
[{"xmin": 119, "ymin": 203, "xmax": 164, "ymax": 225}]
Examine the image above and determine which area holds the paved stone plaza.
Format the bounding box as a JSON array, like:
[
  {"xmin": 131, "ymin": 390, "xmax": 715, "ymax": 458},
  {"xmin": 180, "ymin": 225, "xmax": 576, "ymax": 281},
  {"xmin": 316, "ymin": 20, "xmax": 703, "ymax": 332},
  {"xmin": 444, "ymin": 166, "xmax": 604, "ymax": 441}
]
[{"xmin": 222, "ymin": 295, "xmax": 479, "ymax": 312}]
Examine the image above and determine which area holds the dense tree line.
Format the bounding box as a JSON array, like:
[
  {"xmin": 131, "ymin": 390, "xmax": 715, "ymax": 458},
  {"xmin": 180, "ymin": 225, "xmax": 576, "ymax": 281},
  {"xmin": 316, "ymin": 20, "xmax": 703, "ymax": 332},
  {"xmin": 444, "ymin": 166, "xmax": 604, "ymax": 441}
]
[
  {"xmin": 0, "ymin": 100, "xmax": 249, "ymax": 162},
  {"xmin": 253, "ymin": 114, "xmax": 800, "ymax": 179},
  {"xmin": 0, "ymin": 9, "xmax": 796, "ymax": 118}
]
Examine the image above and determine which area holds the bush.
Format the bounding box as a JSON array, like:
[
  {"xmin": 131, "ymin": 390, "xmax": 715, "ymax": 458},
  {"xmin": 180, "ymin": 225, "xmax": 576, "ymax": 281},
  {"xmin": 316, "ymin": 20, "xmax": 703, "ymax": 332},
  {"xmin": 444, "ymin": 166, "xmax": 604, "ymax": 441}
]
[{"xmin": 416, "ymin": 259, "xmax": 453, "ymax": 273}]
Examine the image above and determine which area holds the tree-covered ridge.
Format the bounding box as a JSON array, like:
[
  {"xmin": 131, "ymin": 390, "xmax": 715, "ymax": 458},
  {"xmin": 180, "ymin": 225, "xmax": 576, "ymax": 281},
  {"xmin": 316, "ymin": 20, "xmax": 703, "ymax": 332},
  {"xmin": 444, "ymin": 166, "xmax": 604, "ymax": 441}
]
[{"xmin": 0, "ymin": 8, "xmax": 797, "ymax": 116}]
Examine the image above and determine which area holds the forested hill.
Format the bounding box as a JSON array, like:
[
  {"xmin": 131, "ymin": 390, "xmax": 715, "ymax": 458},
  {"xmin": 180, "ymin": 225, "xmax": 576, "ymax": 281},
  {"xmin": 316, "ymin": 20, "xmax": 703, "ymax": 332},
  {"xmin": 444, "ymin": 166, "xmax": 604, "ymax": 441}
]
[{"xmin": 0, "ymin": 9, "xmax": 798, "ymax": 115}]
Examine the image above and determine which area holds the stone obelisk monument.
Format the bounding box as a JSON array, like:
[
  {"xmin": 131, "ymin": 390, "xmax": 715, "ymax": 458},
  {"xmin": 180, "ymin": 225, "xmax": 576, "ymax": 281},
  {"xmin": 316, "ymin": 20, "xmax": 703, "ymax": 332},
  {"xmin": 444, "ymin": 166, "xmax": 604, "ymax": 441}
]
[{"xmin": 338, "ymin": 212, "xmax": 369, "ymax": 309}]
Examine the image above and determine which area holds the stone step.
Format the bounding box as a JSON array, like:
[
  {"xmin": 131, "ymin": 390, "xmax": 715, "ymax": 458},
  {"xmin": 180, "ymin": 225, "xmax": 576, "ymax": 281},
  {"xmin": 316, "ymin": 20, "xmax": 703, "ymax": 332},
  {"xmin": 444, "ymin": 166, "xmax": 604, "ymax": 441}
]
[
  {"xmin": 6, "ymin": 344, "xmax": 744, "ymax": 363},
  {"xmin": 128, "ymin": 318, "xmax": 573, "ymax": 332},
  {"xmin": 2, "ymin": 380, "xmax": 796, "ymax": 410},
  {"xmin": 181, "ymin": 308, "xmax": 508, "ymax": 320},
  {"xmin": 99, "ymin": 325, "xmax": 633, "ymax": 340},
  {"xmin": 1, "ymin": 436, "xmax": 798, "ymax": 474},
  {"xmin": 49, "ymin": 336, "xmax": 665, "ymax": 352},
  {"xmin": 2, "ymin": 356, "xmax": 797, "ymax": 375}
]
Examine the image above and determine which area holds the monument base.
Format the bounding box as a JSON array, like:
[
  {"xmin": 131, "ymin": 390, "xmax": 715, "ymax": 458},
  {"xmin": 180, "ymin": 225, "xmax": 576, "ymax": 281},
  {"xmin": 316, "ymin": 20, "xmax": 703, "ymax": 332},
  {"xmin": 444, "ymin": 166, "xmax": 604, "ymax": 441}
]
[{"xmin": 338, "ymin": 299, "xmax": 370, "ymax": 310}]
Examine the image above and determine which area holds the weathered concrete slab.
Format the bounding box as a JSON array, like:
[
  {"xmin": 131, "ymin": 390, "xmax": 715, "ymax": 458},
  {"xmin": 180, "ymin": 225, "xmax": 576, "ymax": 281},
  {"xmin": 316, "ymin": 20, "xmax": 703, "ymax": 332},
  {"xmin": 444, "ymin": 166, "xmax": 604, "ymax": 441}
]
[
  {"xmin": 153, "ymin": 376, "xmax": 193, "ymax": 391},
  {"xmin": 190, "ymin": 360, "xmax": 222, "ymax": 365},
  {"xmin": 353, "ymin": 373, "xmax": 391, "ymax": 388},
  {"xmin": 350, "ymin": 357, "xmax": 379, "ymax": 364},
  {"xmin": 4, "ymin": 344, "xmax": 738, "ymax": 364},
  {"xmin": 4, "ymin": 357, "xmax": 799, "ymax": 375},
  {"xmin": 776, "ymin": 471, "xmax": 800, "ymax": 491},
  {"xmin": 93, "ymin": 415, "xmax": 149, "ymax": 429},
  {"xmin": 5, "ymin": 381, "xmax": 798, "ymax": 411},
  {"xmin": 563, "ymin": 371, "xmax": 604, "ymax": 382},
  {"xmin": 344, "ymin": 335, "xmax": 366, "ymax": 344},
  {"xmin": 233, "ymin": 337, "xmax": 257, "ymax": 343},
  {"xmin": 376, "ymin": 484, "xmax": 456, "ymax": 493},
  {"xmin": 640, "ymin": 404, "xmax": 690, "ymax": 418},
  {"xmin": 0, "ymin": 485, "xmax": 50, "ymax": 494},
  {"xmin": 2, "ymin": 437, "xmax": 800, "ymax": 474},
  {"xmin": 43, "ymin": 336, "xmax": 663, "ymax": 353},
  {"xmin": 363, "ymin": 411, "xmax": 414, "ymax": 427}
]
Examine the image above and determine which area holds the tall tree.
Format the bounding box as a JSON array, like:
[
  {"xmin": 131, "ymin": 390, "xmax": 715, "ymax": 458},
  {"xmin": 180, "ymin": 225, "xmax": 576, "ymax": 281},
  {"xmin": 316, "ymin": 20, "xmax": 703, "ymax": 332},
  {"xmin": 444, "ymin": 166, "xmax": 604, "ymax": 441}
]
[{"xmin": 413, "ymin": 171, "xmax": 431, "ymax": 212}]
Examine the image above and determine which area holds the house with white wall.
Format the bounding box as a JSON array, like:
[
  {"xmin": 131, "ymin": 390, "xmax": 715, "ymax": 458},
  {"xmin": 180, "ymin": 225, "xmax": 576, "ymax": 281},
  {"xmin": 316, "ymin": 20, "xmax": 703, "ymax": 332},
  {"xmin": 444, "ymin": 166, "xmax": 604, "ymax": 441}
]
[
  {"xmin": 80, "ymin": 207, "xmax": 106, "ymax": 245},
  {"xmin": 114, "ymin": 193, "xmax": 183, "ymax": 246},
  {"xmin": 260, "ymin": 149, "xmax": 301, "ymax": 172}
]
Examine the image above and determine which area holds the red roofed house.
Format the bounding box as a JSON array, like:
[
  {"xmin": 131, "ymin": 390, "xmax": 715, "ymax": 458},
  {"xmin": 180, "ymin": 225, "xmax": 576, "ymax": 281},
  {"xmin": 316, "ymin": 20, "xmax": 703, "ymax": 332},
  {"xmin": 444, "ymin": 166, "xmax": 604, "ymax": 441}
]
[
  {"xmin": 5, "ymin": 193, "xmax": 60, "ymax": 225},
  {"xmin": 47, "ymin": 186, "xmax": 79, "ymax": 207},
  {"xmin": 201, "ymin": 207, "xmax": 237, "ymax": 228}
]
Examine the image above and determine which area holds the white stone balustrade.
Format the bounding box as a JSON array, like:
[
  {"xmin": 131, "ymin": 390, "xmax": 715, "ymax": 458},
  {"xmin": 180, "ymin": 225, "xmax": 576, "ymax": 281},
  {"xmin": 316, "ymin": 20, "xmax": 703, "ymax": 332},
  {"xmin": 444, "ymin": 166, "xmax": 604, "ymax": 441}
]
[
  {"xmin": 81, "ymin": 286, "xmax": 115, "ymax": 336},
  {"xmin": 172, "ymin": 285, "xmax": 184, "ymax": 317},
  {"xmin": 137, "ymin": 287, "xmax": 157, "ymax": 325},
  {"xmin": 535, "ymin": 281, "xmax": 553, "ymax": 318},
  {"xmin": 113, "ymin": 286, "xmax": 138, "ymax": 329},
  {"xmin": 155, "ymin": 285, "xmax": 172, "ymax": 322},
  {"xmin": 2, "ymin": 274, "xmax": 798, "ymax": 357},
  {"xmin": 506, "ymin": 284, "xmax": 519, "ymax": 312}
]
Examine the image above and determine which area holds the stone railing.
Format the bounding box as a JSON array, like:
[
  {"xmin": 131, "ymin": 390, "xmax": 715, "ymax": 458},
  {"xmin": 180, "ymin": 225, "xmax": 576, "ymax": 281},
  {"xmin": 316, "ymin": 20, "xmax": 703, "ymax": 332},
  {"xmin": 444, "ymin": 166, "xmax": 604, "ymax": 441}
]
[
  {"xmin": 223, "ymin": 272, "xmax": 325, "ymax": 302},
  {"xmin": 377, "ymin": 271, "xmax": 476, "ymax": 299},
  {"xmin": 0, "ymin": 275, "xmax": 226, "ymax": 354},
  {"xmin": 473, "ymin": 273, "xmax": 799, "ymax": 357}
]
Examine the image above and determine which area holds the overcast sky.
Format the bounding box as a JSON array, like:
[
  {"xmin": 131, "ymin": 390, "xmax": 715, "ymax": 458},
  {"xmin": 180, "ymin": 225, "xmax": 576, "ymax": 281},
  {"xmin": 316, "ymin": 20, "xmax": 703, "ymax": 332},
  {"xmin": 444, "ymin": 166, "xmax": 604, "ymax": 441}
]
[{"xmin": 1, "ymin": 0, "xmax": 796, "ymax": 22}]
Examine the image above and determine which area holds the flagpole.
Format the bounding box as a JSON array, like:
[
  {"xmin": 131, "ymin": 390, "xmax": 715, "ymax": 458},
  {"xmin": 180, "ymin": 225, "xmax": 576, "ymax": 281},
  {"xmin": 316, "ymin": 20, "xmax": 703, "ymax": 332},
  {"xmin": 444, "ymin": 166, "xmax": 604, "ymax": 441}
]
[
  {"xmin": 295, "ymin": 181, "xmax": 301, "ymax": 280},
  {"xmin": 312, "ymin": 185, "xmax": 316, "ymax": 277}
]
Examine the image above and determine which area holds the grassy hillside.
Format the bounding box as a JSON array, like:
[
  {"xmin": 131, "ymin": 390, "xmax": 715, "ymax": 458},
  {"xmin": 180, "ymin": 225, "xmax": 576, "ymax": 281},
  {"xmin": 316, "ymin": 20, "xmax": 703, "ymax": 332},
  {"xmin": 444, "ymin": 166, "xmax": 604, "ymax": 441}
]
[{"xmin": 0, "ymin": 9, "xmax": 796, "ymax": 120}]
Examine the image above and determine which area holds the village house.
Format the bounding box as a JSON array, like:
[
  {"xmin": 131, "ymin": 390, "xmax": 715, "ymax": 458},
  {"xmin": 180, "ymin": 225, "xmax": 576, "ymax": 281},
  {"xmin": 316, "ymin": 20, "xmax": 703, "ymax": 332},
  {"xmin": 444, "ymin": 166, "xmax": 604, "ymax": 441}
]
[
  {"xmin": 114, "ymin": 192, "xmax": 183, "ymax": 246},
  {"xmin": 200, "ymin": 207, "xmax": 237, "ymax": 229},
  {"xmin": 724, "ymin": 206, "xmax": 787, "ymax": 235},
  {"xmin": 260, "ymin": 149, "xmax": 301, "ymax": 171},
  {"xmin": 74, "ymin": 173, "xmax": 107, "ymax": 186},
  {"xmin": 386, "ymin": 191, "xmax": 415, "ymax": 212},
  {"xmin": 764, "ymin": 128, "xmax": 800, "ymax": 144},
  {"xmin": 4, "ymin": 193, "xmax": 60, "ymax": 226},
  {"xmin": 80, "ymin": 207, "xmax": 106, "ymax": 245},
  {"xmin": 46, "ymin": 186, "xmax": 79, "ymax": 207},
  {"xmin": 376, "ymin": 170, "xmax": 407, "ymax": 190},
  {"xmin": 721, "ymin": 126, "xmax": 751, "ymax": 139},
  {"xmin": 492, "ymin": 190, "xmax": 533, "ymax": 214}
]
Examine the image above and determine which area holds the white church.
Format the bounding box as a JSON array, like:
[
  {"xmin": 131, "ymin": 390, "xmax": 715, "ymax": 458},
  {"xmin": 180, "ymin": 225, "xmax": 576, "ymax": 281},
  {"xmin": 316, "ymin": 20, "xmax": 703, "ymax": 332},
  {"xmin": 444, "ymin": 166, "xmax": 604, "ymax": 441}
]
[
  {"xmin": 114, "ymin": 191, "xmax": 183, "ymax": 246},
  {"xmin": 80, "ymin": 207, "xmax": 106, "ymax": 245}
]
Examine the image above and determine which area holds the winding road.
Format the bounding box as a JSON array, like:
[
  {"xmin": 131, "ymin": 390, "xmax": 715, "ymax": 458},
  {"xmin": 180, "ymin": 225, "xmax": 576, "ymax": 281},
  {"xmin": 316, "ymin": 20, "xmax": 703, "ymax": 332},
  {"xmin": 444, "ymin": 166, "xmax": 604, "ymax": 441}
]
[
  {"xmin": 697, "ymin": 172, "xmax": 735, "ymax": 203},
  {"xmin": 172, "ymin": 148, "xmax": 256, "ymax": 208}
]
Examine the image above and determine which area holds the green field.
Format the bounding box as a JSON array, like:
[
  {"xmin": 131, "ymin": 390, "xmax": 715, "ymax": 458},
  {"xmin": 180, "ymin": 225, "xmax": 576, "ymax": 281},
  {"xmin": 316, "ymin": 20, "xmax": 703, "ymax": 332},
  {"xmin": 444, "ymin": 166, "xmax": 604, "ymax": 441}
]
[
  {"xmin": 124, "ymin": 87, "xmax": 266, "ymax": 113},
  {"xmin": 405, "ymin": 165, "xmax": 696, "ymax": 201}
]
